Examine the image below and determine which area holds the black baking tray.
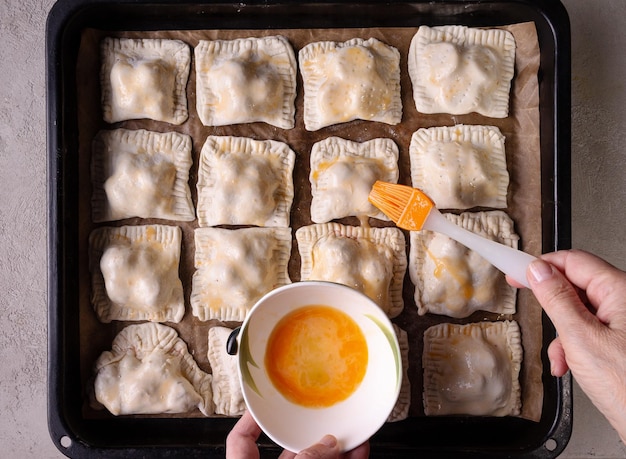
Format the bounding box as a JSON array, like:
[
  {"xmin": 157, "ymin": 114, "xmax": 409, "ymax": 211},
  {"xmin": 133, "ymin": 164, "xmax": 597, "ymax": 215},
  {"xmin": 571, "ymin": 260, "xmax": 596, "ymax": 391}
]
[{"xmin": 47, "ymin": 0, "xmax": 572, "ymax": 457}]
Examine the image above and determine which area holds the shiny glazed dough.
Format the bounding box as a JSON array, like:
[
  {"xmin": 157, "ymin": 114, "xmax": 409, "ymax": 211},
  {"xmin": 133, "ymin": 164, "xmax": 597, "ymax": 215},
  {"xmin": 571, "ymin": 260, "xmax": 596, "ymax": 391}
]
[
  {"xmin": 100, "ymin": 37, "xmax": 191, "ymax": 124},
  {"xmin": 309, "ymin": 137, "xmax": 399, "ymax": 223},
  {"xmin": 296, "ymin": 223, "xmax": 406, "ymax": 318},
  {"xmin": 195, "ymin": 36, "xmax": 297, "ymax": 128},
  {"xmin": 207, "ymin": 326, "xmax": 246, "ymax": 416},
  {"xmin": 191, "ymin": 227, "xmax": 292, "ymax": 322},
  {"xmin": 89, "ymin": 224, "xmax": 185, "ymax": 323},
  {"xmin": 422, "ymin": 321, "xmax": 522, "ymax": 417},
  {"xmin": 299, "ymin": 37, "xmax": 402, "ymax": 130},
  {"xmin": 408, "ymin": 26, "xmax": 515, "ymax": 118},
  {"xmin": 94, "ymin": 322, "xmax": 213, "ymax": 416},
  {"xmin": 91, "ymin": 128, "xmax": 195, "ymax": 222},
  {"xmin": 196, "ymin": 135, "xmax": 295, "ymax": 227},
  {"xmin": 388, "ymin": 324, "xmax": 410, "ymax": 422},
  {"xmin": 409, "ymin": 124, "xmax": 509, "ymax": 210},
  {"xmin": 409, "ymin": 211, "xmax": 518, "ymax": 318}
]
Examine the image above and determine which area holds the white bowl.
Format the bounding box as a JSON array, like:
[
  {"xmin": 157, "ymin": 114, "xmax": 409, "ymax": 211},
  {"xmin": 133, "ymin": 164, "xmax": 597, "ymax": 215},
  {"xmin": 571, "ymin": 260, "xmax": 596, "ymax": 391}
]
[{"xmin": 235, "ymin": 281, "xmax": 402, "ymax": 453}]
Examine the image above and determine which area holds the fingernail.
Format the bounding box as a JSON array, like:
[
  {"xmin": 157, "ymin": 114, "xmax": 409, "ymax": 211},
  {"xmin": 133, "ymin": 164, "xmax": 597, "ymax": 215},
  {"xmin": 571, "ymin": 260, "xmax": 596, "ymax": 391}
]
[
  {"xmin": 528, "ymin": 259, "xmax": 554, "ymax": 283},
  {"xmin": 319, "ymin": 435, "xmax": 337, "ymax": 448}
]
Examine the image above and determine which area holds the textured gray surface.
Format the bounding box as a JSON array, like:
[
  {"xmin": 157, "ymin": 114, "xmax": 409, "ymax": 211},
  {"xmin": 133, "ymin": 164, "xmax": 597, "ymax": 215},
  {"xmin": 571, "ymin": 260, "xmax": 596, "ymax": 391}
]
[
  {"xmin": 1, "ymin": 0, "xmax": 625, "ymax": 457},
  {"xmin": 560, "ymin": 0, "xmax": 626, "ymax": 456},
  {"xmin": 0, "ymin": 0, "xmax": 51, "ymax": 456}
]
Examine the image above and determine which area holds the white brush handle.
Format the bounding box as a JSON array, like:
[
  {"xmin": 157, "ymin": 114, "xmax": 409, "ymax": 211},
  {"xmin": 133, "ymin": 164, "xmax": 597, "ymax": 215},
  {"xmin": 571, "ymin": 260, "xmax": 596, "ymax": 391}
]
[{"xmin": 423, "ymin": 209, "xmax": 536, "ymax": 288}]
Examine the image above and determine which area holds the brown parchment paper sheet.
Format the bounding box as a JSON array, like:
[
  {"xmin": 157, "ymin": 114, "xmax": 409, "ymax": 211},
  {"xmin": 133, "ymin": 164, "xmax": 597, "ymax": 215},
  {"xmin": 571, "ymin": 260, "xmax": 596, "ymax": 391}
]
[{"xmin": 76, "ymin": 22, "xmax": 543, "ymax": 422}]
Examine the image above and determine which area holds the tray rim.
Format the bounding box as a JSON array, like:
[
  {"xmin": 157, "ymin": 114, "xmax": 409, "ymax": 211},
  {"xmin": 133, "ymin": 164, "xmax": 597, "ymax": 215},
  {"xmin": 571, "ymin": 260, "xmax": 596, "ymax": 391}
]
[{"xmin": 46, "ymin": 0, "xmax": 572, "ymax": 457}]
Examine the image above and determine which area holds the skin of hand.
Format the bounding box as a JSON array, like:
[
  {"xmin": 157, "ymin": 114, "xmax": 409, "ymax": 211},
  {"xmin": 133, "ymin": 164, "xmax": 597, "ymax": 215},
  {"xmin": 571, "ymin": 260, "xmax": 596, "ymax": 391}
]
[
  {"xmin": 226, "ymin": 411, "xmax": 370, "ymax": 459},
  {"xmin": 516, "ymin": 249, "xmax": 626, "ymax": 443}
]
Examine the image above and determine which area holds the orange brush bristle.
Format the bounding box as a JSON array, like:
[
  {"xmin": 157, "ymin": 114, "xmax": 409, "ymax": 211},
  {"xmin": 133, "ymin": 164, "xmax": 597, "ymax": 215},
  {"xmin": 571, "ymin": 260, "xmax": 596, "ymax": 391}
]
[
  {"xmin": 368, "ymin": 181, "xmax": 435, "ymax": 231},
  {"xmin": 369, "ymin": 182, "xmax": 537, "ymax": 288}
]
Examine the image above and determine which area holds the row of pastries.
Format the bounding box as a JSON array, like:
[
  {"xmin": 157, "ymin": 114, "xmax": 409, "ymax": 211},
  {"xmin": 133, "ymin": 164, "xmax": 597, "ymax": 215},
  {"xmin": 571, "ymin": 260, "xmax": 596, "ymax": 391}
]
[
  {"xmin": 90, "ymin": 128, "xmax": 515, "ymax": 320},
  {"xmin": 89, "ymin": 25, "xmax": 525, "ymax": 421},
  {"xmin": 100, "ymin": 25, "xmax": 515, "ymax": 129}
]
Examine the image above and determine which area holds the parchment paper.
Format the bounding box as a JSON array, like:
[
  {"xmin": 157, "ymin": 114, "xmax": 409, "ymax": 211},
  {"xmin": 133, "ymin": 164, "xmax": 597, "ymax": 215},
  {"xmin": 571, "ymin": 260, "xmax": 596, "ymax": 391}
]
[{"xmin": 76, "ymin": 22, "xmax": 543, "ymax": 421}]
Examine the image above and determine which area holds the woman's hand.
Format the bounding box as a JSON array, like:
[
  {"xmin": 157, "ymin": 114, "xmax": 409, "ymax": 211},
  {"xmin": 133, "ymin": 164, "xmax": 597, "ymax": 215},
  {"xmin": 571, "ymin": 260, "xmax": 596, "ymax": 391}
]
[
  {"xmin": 521, "ymin": 250, "xmax": 626, "ymax": 442},
  {"xmin": 226, "ymin": 411, "xmax": 370, "ymax": 459}
]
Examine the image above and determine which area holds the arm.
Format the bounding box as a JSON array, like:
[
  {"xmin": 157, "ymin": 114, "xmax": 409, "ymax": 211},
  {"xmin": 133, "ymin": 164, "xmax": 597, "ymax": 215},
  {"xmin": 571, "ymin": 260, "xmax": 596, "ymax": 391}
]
[{"xmin": 524, "ymin": 250, "xmax": 626, "ymax": 443}]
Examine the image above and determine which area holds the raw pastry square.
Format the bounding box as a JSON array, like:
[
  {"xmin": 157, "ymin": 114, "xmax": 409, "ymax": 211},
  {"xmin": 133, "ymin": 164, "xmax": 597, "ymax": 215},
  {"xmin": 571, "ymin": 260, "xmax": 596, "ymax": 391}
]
[
  {"xmin": 423, "ymin": 321, "xmax": 523, "ymax": 417},
  {"xmin": 299, "ymin": 38, "xmax": 402, "ymax": 131},
  {"xmin": 191, "ymin": 227, "xmax": 292, "ymax": 322},
  {"xmin": 89, "ymin": 224, "xmax": 185, "ymax": 323},
  {"xmin": 310, "ymin": 137, "xmax": 399, "ymax": 223},
  {"xmin": 91, "ymin": 128, "xmax": 195, "ymax": 223},
  {"xmin": 296, "ymin": 223, "xmax": 406, "ymax": 318},
  {"xmin": 408, "ymin": 26, "xmax": 516, "ymax": 118},
  {"xmin": 409, "ymin": 125, "xmax": 509, "ymax": 210},
  {"xmin": 94, "ymin": 322, "xmax": 214, "ymax": 416},
  {"xmin": 100, "ymin": 37, "xmax": 190, "ymax": 124},
  {"xmin": 207, "ymin": 326, "xmax": 246, "ymax": 416},
  {"xmin": 409, "ymin": 211, "xmax": 518, "ymax": 318},
  {"xmin": 195, "ymin": 36, "xmax": 297, "ymax": 129},
  {"xmin": 388, "ymin": 324, "xmax": 410, "ymax": 422},
  {"xmin": 196, "ymin": 136, "xmax": 295, "ymax": 228}
]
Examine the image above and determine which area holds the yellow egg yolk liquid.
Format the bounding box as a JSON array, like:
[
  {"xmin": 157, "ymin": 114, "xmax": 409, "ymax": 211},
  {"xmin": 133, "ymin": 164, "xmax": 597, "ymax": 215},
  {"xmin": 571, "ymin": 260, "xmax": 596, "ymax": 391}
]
[{"xmin": 265, "ymin": 305, "xmax": 368, "ymax": 408}]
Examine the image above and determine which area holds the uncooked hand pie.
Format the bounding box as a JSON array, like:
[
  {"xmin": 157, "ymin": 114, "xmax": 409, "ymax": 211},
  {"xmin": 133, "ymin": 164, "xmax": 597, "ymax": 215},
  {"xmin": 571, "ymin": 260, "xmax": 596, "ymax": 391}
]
[
  {"xmin": 207, "ymin": 326, "xmax": 246, "ymax": 416},
  {"xmin": 191, "ymin": 227, "xmax": 292, "ymax": 322},
  {"xmin": 195, "ymin": 36, "xmax": 297, "ymax": 128},
  {"xmin": 296, "ymin": 223, "xmax": 407, "ymax": 318},
  {"xmin": 409, "ymin": 211, "xmax": 518, "ymax": 318},
  {"xmin": 388, "ymin": 324, "xmax": 410, "ymax": 422},
  {"xmin": 408, "ymin": 26, "xmax": 516, "ymax": 118},
  {"xmin": 299, "ymin": 37, "xmax": 402, "ymax": 130},
  {"xmin": 196, "ymin": 135, "xmax": 296, "ymax": 228},
  {"xmin": 423, "ymin": 321, "xmax": 522, "ymax": 416},
  {"xmin": 309, "ymin": 137, "xmax": 399, "ymax": 223},
  {"xmin": 409, "ymin": 124, "xmax": 509, "ymax": 210},
  {"xmin": 91, "ymin": 128, "xmax": 195, "ymax": 222},
  {"xmin": 89, "ymin": 224, "xmax": 185, "ymax": 323},
  {"xmin": 94, "ymin": 322, "xmax": 213, "ymax": 416},
  {"xmin": 100, "ymin": 37, "xmax": 191, "ymax": 124}
]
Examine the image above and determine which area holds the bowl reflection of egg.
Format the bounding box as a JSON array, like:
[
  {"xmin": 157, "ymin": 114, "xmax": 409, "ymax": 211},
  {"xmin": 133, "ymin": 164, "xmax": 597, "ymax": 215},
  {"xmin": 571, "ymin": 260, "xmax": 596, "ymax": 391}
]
[{"xmin": 265, "ymin": 304, "xmax": 368, "ymax": 408}]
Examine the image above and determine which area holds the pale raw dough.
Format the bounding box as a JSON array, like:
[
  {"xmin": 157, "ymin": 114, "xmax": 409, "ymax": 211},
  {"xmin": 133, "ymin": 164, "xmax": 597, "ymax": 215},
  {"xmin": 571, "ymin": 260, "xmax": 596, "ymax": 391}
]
[
  {"xmin": 100, "ymin": 37, "xmax": 190, "ymax": 124},
  {"xmin": 207, "ymin": 326, "xmax": 246, "ymax": 416},
  {"xmin": 409, "ymin": 211, "xmax": 518, "ymax": 318},
  {"xmin": 309, "ymin": 137, "xmax": 399, "ymax": 223},
  {"xmin": 191, "ymin": 227, "xmax": 292, "ymax": 322},
  {"xmin": 89, "ymin": 224, "xmax": 185, "ymax": 323},
  {"xmin": 196, "ymin": 136, "xmax": 295, "ymax": 227},
  {"xmin": 195, "ymin": 36, "xmax": 297, "ymax": 128},
  {"xmin": 387, "ymin": 324, "xmax": 410, "ymax": 422},
  {"xmin": 299, "ymin": 37, "xmax": 402, "ymax": 130},
  {"xmin": 91, "ymin": 128, "xmax": 194, "ymax": 222},
  {"xmin": 409, "ymin": 124, "xmax": 509, "ymax": 210},
  {"xmin": 94, "ymin": 322, "xmax": 214, "ymax": 416},
  {"xmin": 296, "ymin": 223, "xmax": 406, "ymax": 318},
  {"xmin": 408, "ymin": 26, "xmax": 515, "ymax": 118},
  {"xmin": 423, "ymin": 321, "xmax": 522, "ymax": 417}
]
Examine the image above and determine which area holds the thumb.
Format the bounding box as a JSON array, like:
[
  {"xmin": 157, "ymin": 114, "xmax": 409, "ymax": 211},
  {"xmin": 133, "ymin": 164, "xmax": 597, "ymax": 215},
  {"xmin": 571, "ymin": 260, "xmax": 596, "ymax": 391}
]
[
  {"xmin": 295, "ymin": 435, "xmax": 340, "ymax": 459},
  {"xmin": 547, "ymin": 336, "xmax": 569, "ymax": 377},
  {"xmin": 527, "ymin": 258, "xmax": 596, "ymax": 334}
]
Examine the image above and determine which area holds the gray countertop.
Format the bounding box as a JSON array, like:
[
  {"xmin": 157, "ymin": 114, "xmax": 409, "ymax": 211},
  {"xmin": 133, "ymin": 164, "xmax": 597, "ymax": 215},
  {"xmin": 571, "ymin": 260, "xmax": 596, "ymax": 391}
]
[{"xmin": 1, "ymin": 0, "xmax": 625, "ymax": 457}]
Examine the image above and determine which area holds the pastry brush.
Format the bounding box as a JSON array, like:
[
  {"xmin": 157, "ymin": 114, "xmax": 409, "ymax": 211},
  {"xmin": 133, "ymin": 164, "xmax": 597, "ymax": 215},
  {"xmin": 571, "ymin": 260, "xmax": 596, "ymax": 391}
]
[{"xmin": 368, "ymin": 181, "xmax": 536, "ymax": 288}]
